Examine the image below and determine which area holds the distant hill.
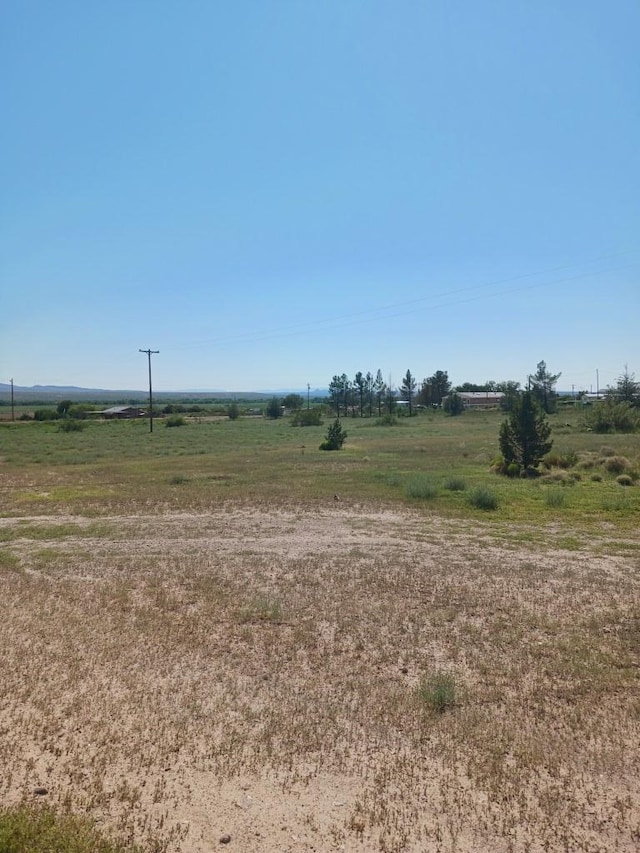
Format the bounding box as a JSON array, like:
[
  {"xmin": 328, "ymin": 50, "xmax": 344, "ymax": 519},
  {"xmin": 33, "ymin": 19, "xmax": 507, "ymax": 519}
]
[{"xmin": 0, "ymin": 384, "xmax": 328, "ymax": 403}]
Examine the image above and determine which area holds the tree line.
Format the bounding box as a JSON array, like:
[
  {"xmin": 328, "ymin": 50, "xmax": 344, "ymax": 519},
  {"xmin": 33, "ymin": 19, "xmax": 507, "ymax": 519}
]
[{"xmin": 325, "ymin": 361, "xmax": 566, "ymax": 418}]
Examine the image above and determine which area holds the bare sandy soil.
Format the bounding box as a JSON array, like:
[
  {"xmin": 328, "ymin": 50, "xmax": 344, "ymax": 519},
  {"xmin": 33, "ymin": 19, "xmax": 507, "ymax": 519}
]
[{"xmin": 2, "ymin": 504, "xmax": 639, "ymax": 851}]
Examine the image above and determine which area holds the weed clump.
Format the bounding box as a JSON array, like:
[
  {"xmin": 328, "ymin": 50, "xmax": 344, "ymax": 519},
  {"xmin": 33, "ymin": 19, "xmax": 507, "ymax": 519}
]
[
  {"xmin": 443, "ymin": 476, "xmax": 466, "ymax": 492},
  {"xmin": 616, "ymin": 474, "xmax": 634, "ymax": 487},
  {"xmin": 601, "ymin": 455, "xmax": 632, "ymax": 475},
  {"xmin": 418, "ymin": 672, "xmax": 458, "ymax": 714},
  {"xmin": 467, "ymin": 485, "xmax": 498, "ymax": 511},
  {"xmin": 544, "ymin": 489, "xmax": 568, "ymax": 508},
  {"xmin": 405, "ymin": 476, "xmax": 438, "ymax": 500}
]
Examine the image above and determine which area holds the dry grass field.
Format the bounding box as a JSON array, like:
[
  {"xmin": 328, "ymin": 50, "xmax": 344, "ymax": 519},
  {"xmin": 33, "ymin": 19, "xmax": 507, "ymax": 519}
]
[{"xmin": 1, "ymin": 413, "xmax": 639, "ymax": 851}]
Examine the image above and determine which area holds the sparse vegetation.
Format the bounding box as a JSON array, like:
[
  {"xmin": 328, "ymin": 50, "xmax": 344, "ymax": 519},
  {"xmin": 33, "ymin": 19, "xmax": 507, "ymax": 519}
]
[
  {"xmin": 0, "ymin": 405, "xmax": 639, "ymax": 851},
  {"xmin": 418, "ymin": 671, "xmax": 458, "ymax": 713},
  {"xmin": 0, "ymin": 804, "xmax": 142, "ymax": 853}
]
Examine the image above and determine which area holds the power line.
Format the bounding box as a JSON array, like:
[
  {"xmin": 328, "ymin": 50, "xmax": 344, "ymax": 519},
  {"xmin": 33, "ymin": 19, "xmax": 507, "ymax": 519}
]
[{"xmin": 164, "ymin": 253, "xmax": 640, "ymax": 353}]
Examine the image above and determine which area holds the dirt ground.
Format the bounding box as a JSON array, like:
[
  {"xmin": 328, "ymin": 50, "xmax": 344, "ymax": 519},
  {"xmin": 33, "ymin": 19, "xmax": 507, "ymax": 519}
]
[{"xmin": 2, "ymin": 504, "xmax": 639, "ymax": 851}]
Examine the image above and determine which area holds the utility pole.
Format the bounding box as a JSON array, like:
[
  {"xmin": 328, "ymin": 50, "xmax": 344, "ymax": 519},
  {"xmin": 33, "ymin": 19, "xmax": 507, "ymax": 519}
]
[
  {"xmin": 307, "ymin": 383, "xmax": 310, "ymax": 410},
  {"xmin": 10, "ymin": 378, "xmax": 14, "ymax": 421},
  {"xmin": 596, "ymin": 369, "xmax": 599, "ymax": 399},
  {"xmin": 139, "ymin": 349, "xmax": 159, "ymax": 433}
]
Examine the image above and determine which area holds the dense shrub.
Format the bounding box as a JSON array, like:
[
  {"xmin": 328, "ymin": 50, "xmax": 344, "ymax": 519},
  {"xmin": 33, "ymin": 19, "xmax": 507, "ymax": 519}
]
[
  {"xmin": 265, "ymin": 397, "xmax": 283, "ymax": 419},
  {"xmin": 443, "ymin": 391, "xmax": 464, "ymax": 416},
  {"xmin": 290, "ymin": 407, "xmax": 323, "ymax": 426},
  {"xmin": 165, "ymin": 414, "xmax": 186, "ymax": 427},
  {"xmin": 584, "ymin": 400, "xmax": 639, "ymax": 433},
  {"xmin": 616, "ymin": 474, "xmax": 633, "ymax": 487}
]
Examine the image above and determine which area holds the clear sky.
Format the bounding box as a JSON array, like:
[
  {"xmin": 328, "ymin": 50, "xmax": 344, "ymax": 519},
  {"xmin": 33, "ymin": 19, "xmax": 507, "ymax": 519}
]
[{"xmin": 2, "ymin": 1, "xmax": 638, "ymax": 393}]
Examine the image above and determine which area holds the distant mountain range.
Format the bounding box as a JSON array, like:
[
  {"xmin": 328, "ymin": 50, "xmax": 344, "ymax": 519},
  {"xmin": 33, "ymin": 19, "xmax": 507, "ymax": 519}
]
[{"xmin": 0, "ymin": 384, "xmax": 328, "ymax": 402}]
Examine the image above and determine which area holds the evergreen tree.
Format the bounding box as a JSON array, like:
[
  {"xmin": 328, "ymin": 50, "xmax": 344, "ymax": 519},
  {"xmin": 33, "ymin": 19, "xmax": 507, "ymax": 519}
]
[
  {"xmin": 400, "ymin": 369, "xmax": 417, "ymax": 415},
  {"xmin": 319, "ymin": 418, "xmax": 348, "ymax": 450},
  {"xmin": 499, "ymin": 391, "xmax": 552, "ymax": 471},
  {"xmin": 529, "ymin": 360, "xmax": 561, "ymax": 414}
]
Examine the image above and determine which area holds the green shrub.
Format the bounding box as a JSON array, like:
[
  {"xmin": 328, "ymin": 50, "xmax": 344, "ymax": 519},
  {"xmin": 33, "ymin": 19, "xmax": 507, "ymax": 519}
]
[
  {"xmin": 443, "ymin": 476, "xmax": 467, "ymax": 491},
  {"xmin": 506, "ymin": 462, "xmax": 521, "ymax": 478},
  {"xmin": 227, "ymin": 402, "xmax": 240, "ymax": 420},
  {"xmin": 290, "ymin": 407, "xmax": 323, "ymax": 426},
  {"xmin": 418, "ymin": 672, "xmax": 458, "ymax": 714},
  {"xmin": 165, "ymin": 414, "xmax": 186, "ymax": 427},
  {"xmin": 319, "ymin": 419, "xmax": 347, "ymax": 451},
  {"xmin": 443, "ymin": 391, "xmax": 464, "ymax": 416},
  {"xmin": 544, "ymin": 451, "xmax": 577, "ymax": 469},
  {"xmin": 375, "ymin": 414, "xmax": 400, "ymax": 427},
  {"xmin": 405, "ymin": 476, "xmax": 438, "ymax": 500},
  {"xmin": 599, "ymin": 445, "xmax": 617, "ymax": 457},
  {"xmin": 616, "ymin": 474, "xmax": 633, "ymax": 487},
  {"xmin": 467, "ymin": 485, "xmax": 498, "ymax": 510},
  {"xmin": 58, "ymin": 419, "xmax": 84, "ymax": 433},
  {"xmin": 584, "ymin": 400, "xmax": 639, "ymax": 433},
  {"xmin": 544, "ymin": 488, "xmax": 567, "ymax": 508},
  {"xmin": 265, "ymin": 397, "xmax": 283, "ymax": 419},
  {"xmin": 590, "ymin": 473, "xmax": 603, "ymax": 482}
]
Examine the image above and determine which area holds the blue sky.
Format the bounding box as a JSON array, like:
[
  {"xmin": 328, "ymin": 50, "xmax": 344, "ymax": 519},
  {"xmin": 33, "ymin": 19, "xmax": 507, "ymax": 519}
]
[{"xmin": 2, "ymin": 1, "xmax": 638, "ymax": 393}]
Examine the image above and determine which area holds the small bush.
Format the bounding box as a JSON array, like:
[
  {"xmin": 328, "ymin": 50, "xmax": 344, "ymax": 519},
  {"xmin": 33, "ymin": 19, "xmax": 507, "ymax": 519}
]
[
  {"xmin": 290, "ymin": 407, "xmax": 323, "ymax": 426},
  {"xmin": 165, "ymin": 414, "xmax": 186, "ymax": 427},
  {"xmin": 375, "ymin": 414, "xmax": 400, "ymax": 427},
  {"xmin": 169, "ymin": 475, "xmax": 190, "ymax": 485},
  {"xmin": 467, "ymin": 485, "xmax": 498, "ymax": 511},
  {"xmin": 544, "ymin": 451, "xmax": 577, "ymax": 469},
  {"xmin": 443, "ymin": 476, "xmax": 467, "ymax": 491},
  {"xmin": 58, "ymin": 419, "xmax": 84, "ymax": 433},
  {"xmin": 616, "ymin": 474, "xmax": 633, "ymax": 487},
  {"xmin": 602, "ymin": 455, "xmax": 631, "ymax": 475},
  {"xmin": 600, "ymin": 445, "xmax": 616, "ymax": 457},
  {"xmin": 590, "ymin": 473, "xmax": 603, "ymax": 482},
  {"xmin": 418, "ymin": 672, "xmax": 458, "ymax": 714},
  {"xmin": 544, "ymin": 488, "xmax": 567, "ymax": 508},
  {"xmin": 405, "ymin": 476, "xmax": 438, "ymax": 500}
]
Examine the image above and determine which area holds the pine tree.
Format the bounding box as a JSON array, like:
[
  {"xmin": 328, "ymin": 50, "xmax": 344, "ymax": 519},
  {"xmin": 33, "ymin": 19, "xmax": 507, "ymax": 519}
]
[{"xmin": 499, "ymin": 391, "xmax": 552, "ymax": 472}]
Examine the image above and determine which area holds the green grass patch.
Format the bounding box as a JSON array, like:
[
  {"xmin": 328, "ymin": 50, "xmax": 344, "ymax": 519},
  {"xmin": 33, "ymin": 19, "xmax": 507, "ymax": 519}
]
[
  {"xmin": 404, "ymin": 475, "xmax": 439, "ymax": 500},
  {"xmin": 467, "ymin": 485, "xmax": 499, "ymax": 511},
  {"xmin": 418, "ymin": 671, "xmax": 459, "ymax": 713},
  {"xmin": 0, "ymin": 804, "xmax": 141, "ymax": 853}
]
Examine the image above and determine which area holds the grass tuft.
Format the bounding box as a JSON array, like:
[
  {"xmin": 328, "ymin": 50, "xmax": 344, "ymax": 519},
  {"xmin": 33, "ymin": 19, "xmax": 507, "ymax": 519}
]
[
  {"xmin": 405, "ymin": 475, "xmax": 439, "ymax": 500},
  {"xmin": 417, "ymin": 671, "xmax": 458, "ymax": 713},
  {"xmin": 467, "ymin": 485, "xmax": 498, "ymax": 510}
]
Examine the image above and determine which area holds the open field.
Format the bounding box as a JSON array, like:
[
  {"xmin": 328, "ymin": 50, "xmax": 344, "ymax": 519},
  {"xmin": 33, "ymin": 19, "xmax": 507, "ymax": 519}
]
[{"xmin": 1, "ymin": 411, "xmax": 639, "ymax": 851}]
